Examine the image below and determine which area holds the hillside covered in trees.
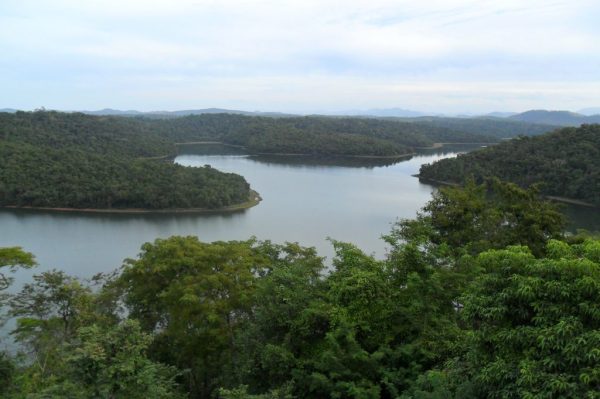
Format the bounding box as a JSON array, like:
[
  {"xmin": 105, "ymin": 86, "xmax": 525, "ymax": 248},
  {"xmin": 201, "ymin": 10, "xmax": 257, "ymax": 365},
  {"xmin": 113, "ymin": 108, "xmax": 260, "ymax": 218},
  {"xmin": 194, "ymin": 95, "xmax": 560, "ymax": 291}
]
[
  {"xmin": 0, "ymin": 110, "xmax": 541, "ymax": 210},
  {"xmin": 419, "ymin": 124, "xmax": 600, "ymax": 206},
  {"xmin": 150, "ymin": 114, "xmax": 503, "ymax": 156},
  {"xmin": 1, "ymin": 181, "xmax": 598, "ymax": 398},
  {"xmin": 0, "ymin": 112, "xmax": 252, "ymax": 210}
]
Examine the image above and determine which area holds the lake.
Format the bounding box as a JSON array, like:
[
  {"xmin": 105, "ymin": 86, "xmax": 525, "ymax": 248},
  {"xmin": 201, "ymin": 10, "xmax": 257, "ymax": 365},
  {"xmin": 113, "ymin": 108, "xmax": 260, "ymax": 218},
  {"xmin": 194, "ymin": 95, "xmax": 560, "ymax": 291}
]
[{"xmin": 1, "ymin": 145, "xmax": 598, "ymax": 284}]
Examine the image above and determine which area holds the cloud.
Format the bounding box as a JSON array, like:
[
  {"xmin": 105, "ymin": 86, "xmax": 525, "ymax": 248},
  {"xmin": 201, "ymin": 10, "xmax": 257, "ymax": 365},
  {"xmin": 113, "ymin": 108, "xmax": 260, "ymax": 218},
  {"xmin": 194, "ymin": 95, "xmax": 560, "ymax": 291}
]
[{"xmin": 0, "ymin": 0, "xmax": 598, "ymax": 112}]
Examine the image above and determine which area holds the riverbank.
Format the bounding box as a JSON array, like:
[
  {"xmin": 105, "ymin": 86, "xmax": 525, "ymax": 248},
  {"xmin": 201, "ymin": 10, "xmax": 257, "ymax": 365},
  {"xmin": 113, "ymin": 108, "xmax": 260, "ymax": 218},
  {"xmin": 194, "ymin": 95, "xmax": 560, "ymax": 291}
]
[
  {"xmin": 254, "ymin": 152, "xmax": 415, "ymax": 159},
  {"xmin": 415, "ymin": 142, "xmax": 497, "ymax": 150},
  {"xmin": 1, "ymin": 191, "xmax": 262, "ymax": 215},
  {"xmin": 415, "ymin": 176, "xmax": 597, "ymax": 208},
  {"xmin": 175, "ymin": 141, "xmax": 246, "ymax": 148},
  {"xmin": 545, "ymin": 196, "xmax": 596, "ymax": 208},
  {"xmin": 414, "ymin": 176, "xmax": 460, "ymax": 187}
]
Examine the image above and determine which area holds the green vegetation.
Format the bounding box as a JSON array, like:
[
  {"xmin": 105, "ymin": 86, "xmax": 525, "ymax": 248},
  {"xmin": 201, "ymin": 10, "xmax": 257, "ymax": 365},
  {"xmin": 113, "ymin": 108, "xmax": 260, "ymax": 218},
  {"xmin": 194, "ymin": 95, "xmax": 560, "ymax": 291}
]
[
  {"xmin": 153, "ymin": 114, "xmax": 501, "ymax": 155},
  {"xmin": 1, "ymin": 110, "xmax": 530, "ymax": 210},
  {"xmin": 419, "ymin": 124, "xmax": 600, "ymax": 206},
  {"xmin": 2, "ymin": 181, "xmax": 598, "ymax": 398},
  {"xmin": 0, "ymin": 111, "xmax": 251, "ymax": 210}
]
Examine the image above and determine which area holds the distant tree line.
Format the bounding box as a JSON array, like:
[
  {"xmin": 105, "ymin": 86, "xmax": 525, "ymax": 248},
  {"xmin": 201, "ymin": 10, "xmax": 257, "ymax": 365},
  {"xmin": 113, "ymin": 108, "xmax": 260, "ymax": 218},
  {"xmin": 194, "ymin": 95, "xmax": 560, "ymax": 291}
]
[
  {"xmin": 151, "ymin": 114, "xmax": 502, "ymax": 155},
  {"xmin": 405, "ymin": 116, "xmax": 557, "ymax": 139}
]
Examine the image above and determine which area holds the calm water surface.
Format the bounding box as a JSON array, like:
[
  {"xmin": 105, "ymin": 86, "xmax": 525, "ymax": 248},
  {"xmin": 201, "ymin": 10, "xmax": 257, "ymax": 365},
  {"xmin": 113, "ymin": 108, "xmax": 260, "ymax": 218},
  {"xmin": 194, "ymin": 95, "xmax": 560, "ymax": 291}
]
[{"xmin": 1, "ymin": 145, "xmax": 598, "ymax": 284}]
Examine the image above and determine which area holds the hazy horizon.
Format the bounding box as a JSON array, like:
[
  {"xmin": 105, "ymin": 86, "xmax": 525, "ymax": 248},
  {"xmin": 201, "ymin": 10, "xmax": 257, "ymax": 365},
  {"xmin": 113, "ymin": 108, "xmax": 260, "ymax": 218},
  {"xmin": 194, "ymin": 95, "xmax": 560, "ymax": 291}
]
[
  {"xmin": 2, "ymin": 106, "xmax": 599, "ymax": 117},
  {"xmin": 1, "ymin": 0, "xmax": 599, "ymax": 113}
]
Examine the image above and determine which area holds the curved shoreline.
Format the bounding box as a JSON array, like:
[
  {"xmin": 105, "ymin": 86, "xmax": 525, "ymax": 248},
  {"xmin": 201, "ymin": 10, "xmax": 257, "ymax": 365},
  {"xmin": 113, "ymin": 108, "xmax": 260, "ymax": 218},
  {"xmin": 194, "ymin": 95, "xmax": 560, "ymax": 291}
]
[{"xmin": 1, "ymin": 191, "xmax": 262, "ymax": 215}]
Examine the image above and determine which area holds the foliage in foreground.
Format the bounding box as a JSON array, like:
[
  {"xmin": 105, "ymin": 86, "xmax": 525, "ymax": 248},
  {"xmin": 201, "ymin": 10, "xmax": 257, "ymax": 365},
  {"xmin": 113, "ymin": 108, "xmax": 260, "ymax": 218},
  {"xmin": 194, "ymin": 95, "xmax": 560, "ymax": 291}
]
[{"xmin": 0, "ymin": 181, "xmax": 598, "ymax": 398}]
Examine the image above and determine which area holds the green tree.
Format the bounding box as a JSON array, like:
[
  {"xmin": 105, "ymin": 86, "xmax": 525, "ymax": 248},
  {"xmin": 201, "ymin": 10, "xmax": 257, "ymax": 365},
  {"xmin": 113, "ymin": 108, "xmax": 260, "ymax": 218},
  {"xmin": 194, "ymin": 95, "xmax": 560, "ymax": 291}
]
[
  {"xmin": 118, "ymin": 236, "xmax": 274, "ymax": 398},
  {"xmin": 0, "ymin": 246, "xmax": 35, "ymax": 393},
  {"xmin": 388, "ymin": 179, "xmax": 565, "ymax": 257},
  {"xmin": 63, "ymin": 320, "xmax": 183, "ymax": 399},
  {"xmin": 0, "ymin": 246, "xmax": 36, "ymax": 309},
  {"xmin": 225, "ymin": 243, "xmax": 327, "ymax": 394},
  {"xmin": 456, "ymin": 240, "xmax": 600, "ymax": 398},
  {"xmin": 230, "ymin": 240, "xmax": 466, "ymax": 398},
  {"xmin": 5, "ymin": 268, "xmax": 183, "ymax": 398}
]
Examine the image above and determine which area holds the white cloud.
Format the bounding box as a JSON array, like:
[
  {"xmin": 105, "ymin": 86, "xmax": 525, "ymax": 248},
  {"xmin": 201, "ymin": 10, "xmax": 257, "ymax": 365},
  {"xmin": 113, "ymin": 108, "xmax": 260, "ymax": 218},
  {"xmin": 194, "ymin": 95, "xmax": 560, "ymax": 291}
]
[{"xmin": 0, "ymin": 0, "xmax": 598, "ymax": 112}]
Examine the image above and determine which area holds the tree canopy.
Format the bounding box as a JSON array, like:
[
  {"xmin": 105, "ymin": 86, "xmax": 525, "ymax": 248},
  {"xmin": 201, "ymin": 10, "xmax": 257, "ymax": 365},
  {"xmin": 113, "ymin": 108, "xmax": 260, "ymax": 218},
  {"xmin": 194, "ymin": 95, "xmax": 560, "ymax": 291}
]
[{"xmin": 2, "ymin": 181, "xmax": 598, "ymax": 398}]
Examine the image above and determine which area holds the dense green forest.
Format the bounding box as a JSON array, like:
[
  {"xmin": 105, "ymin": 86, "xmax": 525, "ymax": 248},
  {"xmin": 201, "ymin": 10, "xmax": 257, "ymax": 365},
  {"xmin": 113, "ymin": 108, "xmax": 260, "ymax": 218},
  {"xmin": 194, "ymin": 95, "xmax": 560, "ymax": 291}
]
[
  {"xmin": 0, "ymin": 110, "xmax": 532, "ymax": 210},
  {"xmin": 2, "ymin": 181, "xmax": 598, "ymax": 398},
  {"xmin": 0, "ymin": 112, "xmax": 253, "ymax": 210},
  {"xmin": 150, "ymin": 114, "xmax": 502, "ymax": 155},
  {"xmin": 419, "ymin": 124, "xmax": 600, "ymax": 206}
]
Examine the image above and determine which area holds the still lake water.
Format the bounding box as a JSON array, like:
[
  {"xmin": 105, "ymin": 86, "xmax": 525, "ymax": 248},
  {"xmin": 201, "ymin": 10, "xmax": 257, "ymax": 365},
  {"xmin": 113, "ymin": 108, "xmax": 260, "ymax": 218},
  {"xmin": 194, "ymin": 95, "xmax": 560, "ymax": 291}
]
[{"xmin": 1, "ymin": 145, "xmax": 599, "ymax": 284}]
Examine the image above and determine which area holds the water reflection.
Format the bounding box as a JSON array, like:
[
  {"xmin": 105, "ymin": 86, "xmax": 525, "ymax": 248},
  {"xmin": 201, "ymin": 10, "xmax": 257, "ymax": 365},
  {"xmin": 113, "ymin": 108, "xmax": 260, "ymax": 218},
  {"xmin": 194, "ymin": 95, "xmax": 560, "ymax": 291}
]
[
  {"xmin": 563, "ymin": 205, "xmax": 600, "ymax": 234},
  {"xmin": 248, "ymin": 154, "xmax": 411, "ymax": 169},
  {"xmin": 177, "ymin": 142, "xmax": 487, "ymax": 169}
]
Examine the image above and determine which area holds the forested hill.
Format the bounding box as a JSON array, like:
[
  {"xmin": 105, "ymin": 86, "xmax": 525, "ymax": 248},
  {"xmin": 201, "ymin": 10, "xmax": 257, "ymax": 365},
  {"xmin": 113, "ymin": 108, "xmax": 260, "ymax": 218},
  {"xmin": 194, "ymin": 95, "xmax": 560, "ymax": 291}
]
[
  {"xmin": 418, "ymin": 124, "xmax": 600, "ymax": 205},
  {"xmin": 0, "ymin": 112, "xmax": 252, "ymax": 210},
  {"xmin": 151, "ymin": 114, "xmax": 502, "ymax": 156}
]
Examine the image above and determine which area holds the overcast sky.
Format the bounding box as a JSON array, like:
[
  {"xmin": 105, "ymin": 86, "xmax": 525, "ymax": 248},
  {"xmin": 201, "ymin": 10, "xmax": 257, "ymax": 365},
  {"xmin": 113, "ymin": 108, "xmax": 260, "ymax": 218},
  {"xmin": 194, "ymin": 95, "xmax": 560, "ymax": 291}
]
[{"xmin": 1, "ymin": 0, "xmax": 599, "ymax": 114}]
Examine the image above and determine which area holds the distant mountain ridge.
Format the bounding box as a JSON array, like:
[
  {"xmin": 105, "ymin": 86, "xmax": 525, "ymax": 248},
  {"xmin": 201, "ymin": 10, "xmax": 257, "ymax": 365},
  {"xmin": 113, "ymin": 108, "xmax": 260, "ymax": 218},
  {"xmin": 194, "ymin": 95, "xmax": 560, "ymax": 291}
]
[
  {"xmin": 83, "ymin": 107, "xmax": 431, "ymax": 118},
  {"xmin": 579, "ymin": 107, "xmax": 600, "ymax": 116},
  {"xmin": 80, "ymin": 108, "xmax": 296, "ymax": 118},
  {"xmin": 509, "ymin": 110, "xmax": 600, "ymax": 126},
  {"xmin": 482, "ymin": 112, "xmax": 518, "ymax": 118},
  {"xmin": 340, "ymin": 108, "xmax": 429, "ymax": 118}
]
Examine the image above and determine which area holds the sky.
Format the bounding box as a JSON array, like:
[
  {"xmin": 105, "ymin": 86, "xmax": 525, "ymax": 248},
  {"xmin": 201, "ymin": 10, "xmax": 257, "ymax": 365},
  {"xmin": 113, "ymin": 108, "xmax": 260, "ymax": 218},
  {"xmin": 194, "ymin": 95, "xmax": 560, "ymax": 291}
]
[{"xmin": 1, "ymin": 0, "xmax": 599, "ymax": 114}]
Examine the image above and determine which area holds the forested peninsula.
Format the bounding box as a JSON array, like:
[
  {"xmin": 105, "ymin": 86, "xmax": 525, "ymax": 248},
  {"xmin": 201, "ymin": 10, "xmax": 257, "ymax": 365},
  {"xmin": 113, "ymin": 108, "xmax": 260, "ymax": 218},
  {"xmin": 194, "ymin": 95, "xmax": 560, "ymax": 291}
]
[
  {"xmin": 418, "ymin": 124, "xmax": 600, "ymax": 206},
  {"xmin": 0, "ymin": 112, "xmax": 252, "ymax": 210}
]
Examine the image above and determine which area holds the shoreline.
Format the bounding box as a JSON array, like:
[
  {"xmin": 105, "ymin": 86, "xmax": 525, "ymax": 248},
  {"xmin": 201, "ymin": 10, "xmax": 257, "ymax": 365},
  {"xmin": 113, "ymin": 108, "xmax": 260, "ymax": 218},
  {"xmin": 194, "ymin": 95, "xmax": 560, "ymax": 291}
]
[
  {"xmin": 544, "ymin": 196, "xmax": 596, "ymax": 208},
  {"xmin": 415, "ymin": 176, "xmax": 597, "ymax": 208},
  {"xmin": 415, "ymin": 142, "xmax": 497, "ymax": 150},
  {"xmin": 176, "ymin": 141, "xmax": 415, "ymax": 159},
  {"xmin": 414, "ymin": 176, "xmax": 461, "ymax": 187},
  {"xmin": 1, "ymin": 191, "xmax": 262, "ymax": 215},
  {"xmin": 252, "ymin": 152, "xmax": 415, "ymax": 159},
  {"xmin": 175, "ymin": 141, "xmax": 246, "ymax": 149}
]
